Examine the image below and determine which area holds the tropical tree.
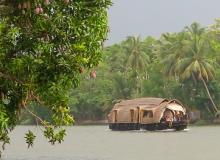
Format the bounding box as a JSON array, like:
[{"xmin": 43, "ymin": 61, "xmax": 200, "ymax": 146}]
[
  {"xmin": 104, "ymin": 44, "xmax": 127, "ymax": 73},
  {"xmin": 124, "ymin": 36, "xmax": 149, "ymax": 97},
  {"xmin": 69, "ymin": 61, "xmax": 114, "ymax": 121},
  {"xmin": 0, "ymin": 0, "xmax": 111, "ymax": 156},
  {"xmin": 14, "ymin": 20, "xmax": 220, "ymax": 125},
  {"xmin": 159, "ymin": 22, "xmax": 218, "ymax": 115}
]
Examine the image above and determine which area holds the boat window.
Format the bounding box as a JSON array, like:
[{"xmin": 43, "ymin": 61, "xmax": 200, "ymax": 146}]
[
  {"xmin": 143, "ymin": 110, "xmax": 153, "ymax": 118},
  {"xmin": 149, "ymin": 111, "xmax": 153, "ymax": 118},
  {"xmin": 130, "ymin": 109, "xmax": 134, "ymax": 122},
  {"xmin": 114, "ymin": 110, "xmax": 117, "ymax": 122}
]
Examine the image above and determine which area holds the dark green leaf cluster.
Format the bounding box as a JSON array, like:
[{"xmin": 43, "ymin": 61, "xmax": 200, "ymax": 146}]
[
  {"xmin": 0, "ymin": 0, "xmax": 111, "ymax": 154},
  {"xmin": 44, "ymin": 127, "xmax": 66, "ymax": 144},
  {"xmin": 0, "ymin": 102, "xmax": 11, "ymax": 153},
  {"xmin": 24, "ymin": 130, "xmax": 36, "ymax": 148}
]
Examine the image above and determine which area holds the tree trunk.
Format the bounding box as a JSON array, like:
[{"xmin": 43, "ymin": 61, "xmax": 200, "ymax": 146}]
[
  {"xmin": 201, "ymin": 77, "xmax": 218, "ymax": 114},
  {"xmin": 135, "ymin": 81, "xmax": 139, "ymax": 97}
]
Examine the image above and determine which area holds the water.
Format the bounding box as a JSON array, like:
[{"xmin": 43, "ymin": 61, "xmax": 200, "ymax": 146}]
[{"xmin": 2, "ymin": 125, "xmax": 220, "ymax": 160}]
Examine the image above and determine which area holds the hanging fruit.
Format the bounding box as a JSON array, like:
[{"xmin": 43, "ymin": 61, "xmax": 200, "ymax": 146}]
[
  {"xmin": 39, "ymin": 7, "xmax": 43, "ymax": 14},
  {"xmin": 90, "ymin": 70, "xmax": 96, "ymax": 78},
  {"xmin": 35, "ymin": 7, "xmax": 40, "ymax": 14},
  {"xmin": 44, "ymin": 0, "xmax": 50, "ymax": 5},
  {"xmin": 79, "ymin": 67, "xmax": 84, "ymax": 74}
]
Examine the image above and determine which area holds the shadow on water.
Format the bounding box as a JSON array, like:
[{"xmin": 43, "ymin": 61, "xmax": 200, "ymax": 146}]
[{"xmin": 107, "ymin": 128, "xmax": 189, "ymax": 133}]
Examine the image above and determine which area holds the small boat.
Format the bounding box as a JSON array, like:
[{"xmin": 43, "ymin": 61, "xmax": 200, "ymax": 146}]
[{"xmin": 107, "ymin": 97, "xmax": 188, "ymax": 131}]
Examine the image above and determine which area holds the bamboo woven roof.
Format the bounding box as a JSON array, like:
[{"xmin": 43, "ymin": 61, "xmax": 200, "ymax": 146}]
[{"xmin": 114, "ymin": 97, "xmax": 168, "ymax": 109}]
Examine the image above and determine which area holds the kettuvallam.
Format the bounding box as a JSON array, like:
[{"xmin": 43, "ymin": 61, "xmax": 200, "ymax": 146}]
[{"xmin": 108, "ymin": 97, "xmax": 188, "ymax": 131}]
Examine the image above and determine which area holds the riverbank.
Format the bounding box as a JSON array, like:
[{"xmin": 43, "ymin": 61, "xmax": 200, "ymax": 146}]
[
  {"xmin": 19, "ymin": 119, "xmax": 220, "ymax": 126},
  {"xmin": 74, "ymin": 119, "xmax": 108, "ymax": 125},
  {"xmin": 75, "ymin": 119, "xmax": 220, "ymax": 126}
]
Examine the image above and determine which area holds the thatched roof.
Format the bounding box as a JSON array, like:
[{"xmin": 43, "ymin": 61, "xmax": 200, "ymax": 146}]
[{"xmin": 114, "ymin": 97, "xmax": 168, "ymax": 109}]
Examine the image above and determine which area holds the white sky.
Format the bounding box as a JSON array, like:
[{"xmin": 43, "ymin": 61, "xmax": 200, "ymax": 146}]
[{"xmin": 106, "ymin": 0, "xmax": 220, "ymax": 45}]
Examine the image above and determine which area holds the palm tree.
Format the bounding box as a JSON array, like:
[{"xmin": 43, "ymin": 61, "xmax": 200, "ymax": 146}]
[
  {"xmin": 159, "ymin": 23, "xmax": 218, "ymax": 114},
  {"xmin": 179, "ymin": 23, "xmax": 218, "ymax": 113},
  {"xmin": 157, "ymin": 31, "xmax": 190, "ymax": 76},
  {"xmin": 124, "ymin": 36, "xmax": 149, "ymax": 97}
]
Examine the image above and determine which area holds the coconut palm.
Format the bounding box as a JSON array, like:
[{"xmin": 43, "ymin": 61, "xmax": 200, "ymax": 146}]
[
  {"xmin": 157, "ymin": 31, "xmax": 190, "ymax": 76},
  {"xmin": 124, "ymin": 36, "xmax": 149, "ymax": 97},
  {"xmin": 179, "ymin": 23, "xmax": 218, "ymax": 113},
  {"xmin": 160, "ymin": 22, "xmax": 218, "ymax": 114}
]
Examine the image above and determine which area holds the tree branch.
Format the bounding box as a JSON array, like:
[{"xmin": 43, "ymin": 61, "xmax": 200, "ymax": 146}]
[
  {"xmin": 24, "ymin": 106, "xmax": 50, "ymax": 128},
  {"xmin": 0, "ymin": 71, "xmax": 23, "ymax": 84}
]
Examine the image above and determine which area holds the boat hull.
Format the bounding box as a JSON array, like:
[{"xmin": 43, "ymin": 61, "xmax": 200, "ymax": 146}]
[{"xmin": 109, "ymin": 121, "xmax": 187, "ymax": 131}]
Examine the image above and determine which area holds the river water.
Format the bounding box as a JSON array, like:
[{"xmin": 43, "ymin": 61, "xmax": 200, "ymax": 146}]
[{"xmin": 2, "ymin": 125, "xmax": 220, "ymax": 160}]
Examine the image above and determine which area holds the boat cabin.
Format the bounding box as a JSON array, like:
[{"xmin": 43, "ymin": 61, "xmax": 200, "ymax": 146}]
[{"xmin": 108, "ymin": 97, "xmax": 188, "ymax": 131}]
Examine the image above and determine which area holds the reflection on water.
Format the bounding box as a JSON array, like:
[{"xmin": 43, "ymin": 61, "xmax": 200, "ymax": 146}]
[{"xmin": 3, "ymin": 126, "xmax": 220, "ymax": 160}]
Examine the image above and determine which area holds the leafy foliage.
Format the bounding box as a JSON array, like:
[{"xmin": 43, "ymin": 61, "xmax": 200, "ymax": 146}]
[
  {"xmin": 0, "ymin": 0, "xmax": 111, "ymax": 155},
  {"xmin": 54, "ymin": 21, "xmax": 220, "ymax": 123},
  {"xmin": 24, "ymin": 130, "xmax": 36, "ymax": 148},
  {"xmin": 43, "ymin": 127, "xmax": 66, "ymax": 144},
  {"xmin": 158, "ymin": 22, "xmax": 218, "ymax": 114}
]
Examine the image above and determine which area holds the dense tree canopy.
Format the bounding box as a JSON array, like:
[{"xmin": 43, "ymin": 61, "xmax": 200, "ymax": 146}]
[
  {"xmin": 158, "ymin": 23, "xmax": 218, "ymax": 114},
  {"xmin": 51, "ymin": 21, "xmax": 220, "ymax": 124},
  {"xmin": 0, "ymin": 0, "xmax": 111, "ymax": 156},
  {"xmin": 2, "ymin": 0, "xmax": 220, "ymax": 156}
]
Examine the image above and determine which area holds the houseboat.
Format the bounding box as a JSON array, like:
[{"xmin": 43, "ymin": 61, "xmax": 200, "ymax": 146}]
[{"xmin": 108, "ymin": 97, "xmax": 188, "ymax": 131}]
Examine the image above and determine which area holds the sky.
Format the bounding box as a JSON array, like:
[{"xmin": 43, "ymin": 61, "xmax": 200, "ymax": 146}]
[{"xmin": 106, "ymin": 0, "xmax": 220, "ymax": 45}]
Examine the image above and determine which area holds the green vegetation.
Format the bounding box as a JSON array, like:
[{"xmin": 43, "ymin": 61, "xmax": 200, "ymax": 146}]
[
  {"xmin": 1, "ymin": 0, "xmax": 220, "ymax": 156},
  {"xmin": 0, "ymin": 0, "xmax": 111, "ymax": 156},
  {"xmin": 60, "ymin": 21, "xmax": 220, "ymax": 123}
]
